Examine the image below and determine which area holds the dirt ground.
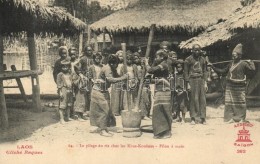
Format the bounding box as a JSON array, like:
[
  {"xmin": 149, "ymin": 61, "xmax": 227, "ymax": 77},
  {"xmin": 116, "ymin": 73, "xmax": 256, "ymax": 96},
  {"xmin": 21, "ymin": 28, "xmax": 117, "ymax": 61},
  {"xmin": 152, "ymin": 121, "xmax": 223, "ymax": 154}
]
[{"xmin": 0, "ymin": 97, "xmax": 260, "ymax": 164}]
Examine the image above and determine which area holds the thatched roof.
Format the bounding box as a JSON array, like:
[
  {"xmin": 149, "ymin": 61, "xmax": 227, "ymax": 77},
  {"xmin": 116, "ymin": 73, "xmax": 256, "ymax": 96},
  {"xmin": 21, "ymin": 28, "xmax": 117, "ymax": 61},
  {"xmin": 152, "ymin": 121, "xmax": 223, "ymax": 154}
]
[
  {"xmin": 90, "ymin": 0, "xmax": 241, "ymax": 36},
  {"xmin": 230, "ymin": 1, "xmax": 260, "ymax": 31},
  {"xmin": 180, "ymin": 0, "xmax": 260, "ymax": 49},
  {"xmin": 0, "ymin": 0, "xmax": 86, "ymax": 35}
]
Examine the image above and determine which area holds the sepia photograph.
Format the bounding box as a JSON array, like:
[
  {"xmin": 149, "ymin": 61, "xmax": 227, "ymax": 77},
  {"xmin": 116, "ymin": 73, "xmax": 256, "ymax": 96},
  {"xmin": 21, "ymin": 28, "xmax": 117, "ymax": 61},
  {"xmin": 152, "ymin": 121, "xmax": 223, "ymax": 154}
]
[{"xmin": 0, "ymin": 0, "xmax": 260, "ymax": 163}]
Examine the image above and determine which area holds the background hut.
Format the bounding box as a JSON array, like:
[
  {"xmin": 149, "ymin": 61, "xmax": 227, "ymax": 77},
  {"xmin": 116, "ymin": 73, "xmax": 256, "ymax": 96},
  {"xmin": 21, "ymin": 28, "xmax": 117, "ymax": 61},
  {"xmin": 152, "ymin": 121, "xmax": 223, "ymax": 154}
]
[
  {"xmin": 90, "ymin": 33, "xmax": 112, "ymax": 51},
  {"xmin": 90, "ymin": 0, "xmax": 241, "ymax": 54},
  {"xmin": 180, "ymin": 0, "xmax": 260, "ymax": 105},
  {"xmin": 0, "ymin": 0, "xmax": 86, "ymax": 128}
]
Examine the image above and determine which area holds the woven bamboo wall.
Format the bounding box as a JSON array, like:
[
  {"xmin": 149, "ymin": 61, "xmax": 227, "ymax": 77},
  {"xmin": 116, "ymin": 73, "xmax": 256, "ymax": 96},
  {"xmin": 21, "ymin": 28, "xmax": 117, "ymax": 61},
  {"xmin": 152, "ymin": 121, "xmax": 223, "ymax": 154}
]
[{"xmin": 4, "ymin": 47, "xmax": 59, "ymax": 73}]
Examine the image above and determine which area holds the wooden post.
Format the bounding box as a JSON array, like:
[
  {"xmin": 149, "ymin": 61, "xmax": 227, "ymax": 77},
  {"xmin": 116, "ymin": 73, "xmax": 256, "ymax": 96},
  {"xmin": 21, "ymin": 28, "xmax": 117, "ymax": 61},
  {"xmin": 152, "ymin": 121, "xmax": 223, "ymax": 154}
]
[
  {"xmin": 102, "ymin": 28, "xmax": 106, "ymax": 50},
  {"xmin": 94, "ymin": 33, "xmax": 98, "ymax": 52},
  {"xmin": 27, "ymin": 31, "xmax": 41, "ymax": 112},
  {"xmin": 121, "ymin": 43, "xmax": 130, "ymax": 111},
  {"xmin": 134, "ymin": 24, "xmax": 155, "ymax": 110},
  {"xmin": 129, "ymin": 35, "xmax": 135, "ymax": 46},
  {"xmin": 79, "ymin": 32, "xmax": 83, "ymax": 56},
  {"xmin": 108, "ymin": 33, "xmax": 114, "ymax": 46},
  {"xmin": 0, "ymin": 12, "xmax": 9, "ymax": 128},
  {"xmin": 87, "ymin": 25, "xmax": 91, "ymax": 46},
  {"xmin": 144, "ymin": 24, "xmax": 155, "ymax": 59}
]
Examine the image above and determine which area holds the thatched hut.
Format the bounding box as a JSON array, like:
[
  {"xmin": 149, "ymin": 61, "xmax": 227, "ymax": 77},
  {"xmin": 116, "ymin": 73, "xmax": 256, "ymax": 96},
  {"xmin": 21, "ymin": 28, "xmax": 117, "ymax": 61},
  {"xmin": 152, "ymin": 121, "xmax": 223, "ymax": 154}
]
[
  {"xmin": 180, "ymin": 0, "xmax": 260, "ymax": 104},
  {"xmin": 179, "ymin": 0, "xmax": 260, "ymax": 49},
  {"xmin": 0, "ymin": 0, "xmax": 86, "ymax": 128},
  {"xmin": 0, "ymin": 0, "xmax": 86, "ymax": 35},
  {"xmin": 90, "ymin": 0, "xmax": 241, "ymax": 51}
]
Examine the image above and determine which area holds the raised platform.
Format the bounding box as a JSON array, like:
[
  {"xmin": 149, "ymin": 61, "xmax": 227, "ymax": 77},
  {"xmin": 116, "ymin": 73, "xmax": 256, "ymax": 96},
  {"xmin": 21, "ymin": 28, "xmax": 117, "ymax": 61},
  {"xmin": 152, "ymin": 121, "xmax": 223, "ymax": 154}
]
[{"xmin": 0, "ymin": 70, "xmax": 43, "ymax": 80}]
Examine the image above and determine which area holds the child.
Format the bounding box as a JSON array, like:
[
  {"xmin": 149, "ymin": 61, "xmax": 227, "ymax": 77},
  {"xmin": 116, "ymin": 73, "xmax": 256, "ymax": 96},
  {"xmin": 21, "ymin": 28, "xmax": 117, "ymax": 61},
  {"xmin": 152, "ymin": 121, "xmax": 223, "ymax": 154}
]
[
  {"xmin": 57, "ymin": 59, "xmax": 74, "ymax": 124},
  {"xmin": 133, "ymin": 52, "xmax": 151, "ymax": 118},
  {"xmin": 53, "ymin": 46, "xmax": 68, "ymax": 83},
  {"xmin": 167, "ymin": 51, "xmax": 178, "ymax": 116},
  {"xmin": 88, "ymin": 52, "xmax": 103, "ymax": 85},
  {"xmin": 70, "ymin": 50, "xmax": 91, "ymax": 121},
  {"xmin": 173, "ymin": 60, "xmax": 188, "ymax": 123},
  {"xmin": 68, "ymin": 47, "xmax": 79, "ymax": 119},
  {"xmin": 206, "ymin": 71, "xmax": 224, "ymax": 104},
  {"xmin": 110, "ymin": 50, "xmax": 124, "ymax": 116},
  {"xmin": 88, "ymin": 52, "xmax": 104, "ymax": 131},
  {"xmin": 78, "ymin": 46, "xmax": 94, "ymax": 116},
  {"xmin": 121, "ymin": 51, "xmax": 138, "ymax": 111},
  {"xmin": 69, "ymin": 47, "xmax": 80, "ymax": 74},
  {"xmin": 72, "ymin": 75, "xmax": 88, "ymax": 121},
  {"xmin": 69, "ymin": 47, "xmax": 88, "ymax": 121}
]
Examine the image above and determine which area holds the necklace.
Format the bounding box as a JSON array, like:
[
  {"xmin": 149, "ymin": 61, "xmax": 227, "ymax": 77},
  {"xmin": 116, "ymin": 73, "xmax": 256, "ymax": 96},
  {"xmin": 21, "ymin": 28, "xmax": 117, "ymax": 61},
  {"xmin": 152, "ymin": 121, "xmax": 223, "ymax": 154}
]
[
  {"xmin": 230, "ymin": 61, "xmax": 242, "ymax": 72},
  {"xmin": 229, "ymin": 61, "xmax": 246, "ymax": 82}
]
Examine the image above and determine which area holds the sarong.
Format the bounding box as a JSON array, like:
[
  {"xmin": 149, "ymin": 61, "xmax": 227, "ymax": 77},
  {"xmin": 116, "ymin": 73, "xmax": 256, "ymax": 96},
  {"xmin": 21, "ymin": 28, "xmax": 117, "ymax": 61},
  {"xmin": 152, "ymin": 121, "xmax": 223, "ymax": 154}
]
[
  {"xmin": 171, "ymin": 91, "xmax": 175, "ymax": 113},
  {"xmin": 152, "ymin": 91, "xmax": 172, "ymax": 136},
  {"xmin": 73, "ymin": 89, "xmax": 85, "ymax": 113},
  {"xmin": 90, "ymin": 89, "xmax": 116, "ymax": 130},
  {"xmin": 110, "ymin": 83, "xmax": 123, "ymax": 115},
  {"xmin": 224, "ymin": 81, "xmax": 246, "ymax": 122}
]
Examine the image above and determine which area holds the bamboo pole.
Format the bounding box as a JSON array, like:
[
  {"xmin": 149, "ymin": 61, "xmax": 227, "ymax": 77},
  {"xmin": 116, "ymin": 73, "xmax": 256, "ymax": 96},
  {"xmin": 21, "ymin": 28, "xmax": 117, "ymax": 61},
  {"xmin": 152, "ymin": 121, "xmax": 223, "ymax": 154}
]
[
  {"xmin": 94, "ymin": 33, "xmax": 98, "ymax": 52},
  {"xmin": 121, "ymin": 43, "xmax": 130, "ymax": 111},
  {"xmin": 108, "ymin": 33, "xmax": 114, "ymax": 46},
  {"xmin": 0, "ymin": 13, "xmax": 9, "ymax": 128},
  {"xmin": 79, "ymin": 32, "xmax": 83, "ymax": 55},
  {"xmin": 134, "ymin": 24, "xmax": 155, "ymax": 111},
  {"xmin": 102, "ymin": 28, "xmax": 106, "ymax": 50},
  {"xmin": 27, "ymin": 31, "xmax": 41, "ymax": 112},
  {"xmin": 211, "ymin": 60, "xmax": 260, "ymax": 65},
  {"xmin": 87, "ymin": 25, "xmax": 91, "ymax": 46}
]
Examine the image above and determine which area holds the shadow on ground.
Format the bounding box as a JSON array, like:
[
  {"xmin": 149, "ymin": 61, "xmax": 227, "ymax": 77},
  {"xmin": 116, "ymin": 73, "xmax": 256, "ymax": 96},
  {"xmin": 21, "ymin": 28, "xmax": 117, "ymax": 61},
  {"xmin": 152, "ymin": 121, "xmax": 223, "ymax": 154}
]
[
  {"xmin": 0, "ymin": 99, "xmax": 59, "ymax": 144},
  {"xmin": 255, "ymin": 118, "xmax": 260, "ymax": 122}
]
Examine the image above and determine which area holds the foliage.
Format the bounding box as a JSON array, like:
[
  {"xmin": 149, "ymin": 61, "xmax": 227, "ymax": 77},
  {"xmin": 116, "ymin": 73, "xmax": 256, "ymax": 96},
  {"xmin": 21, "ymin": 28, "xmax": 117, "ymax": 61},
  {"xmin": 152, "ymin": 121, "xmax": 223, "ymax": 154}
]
[{"xmin": 54, "ymin": 0, "xmax": 114, "ymax": 24}]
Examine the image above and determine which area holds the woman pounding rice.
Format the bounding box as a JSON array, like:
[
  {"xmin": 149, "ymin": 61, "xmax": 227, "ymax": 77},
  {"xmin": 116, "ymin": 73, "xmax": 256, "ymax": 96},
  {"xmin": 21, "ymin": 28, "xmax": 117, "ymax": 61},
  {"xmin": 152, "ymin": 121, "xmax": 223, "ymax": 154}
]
[
  {"xmin": 145, "ymin": 50, "xmax": 172, "ymax": 139},
  {"xmin": 89, "ymin": 54, "xmax": 128, "ymax": 137}
]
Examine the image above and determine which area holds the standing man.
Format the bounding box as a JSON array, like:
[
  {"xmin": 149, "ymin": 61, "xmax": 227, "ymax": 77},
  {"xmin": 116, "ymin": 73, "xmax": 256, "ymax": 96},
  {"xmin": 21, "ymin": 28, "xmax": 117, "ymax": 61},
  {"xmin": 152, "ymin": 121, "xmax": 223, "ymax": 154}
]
[
  {"xmin": 209, "ymin": 43, "xmax": 255, "ymax": 123},
  {"xmin": 184, "ymin": 44, "xmax": 208, "ymax": 125}
]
